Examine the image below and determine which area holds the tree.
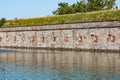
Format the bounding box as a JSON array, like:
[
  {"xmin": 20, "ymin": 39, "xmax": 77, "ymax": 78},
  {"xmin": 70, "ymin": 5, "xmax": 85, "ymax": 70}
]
[
  {"xmin": 72, "ymin": 0, "xmax": 87, "ymax": 13},
  {"xmin": 53, "ymin": 0, "xmax": 116, "ymax": 15},
  {"xmin": 87, "ymin": 0, "xmax": 104, "ymax": 11},
  {"xmin": 104, "ymin": 0, "xmax": 116, "ymax": 9},
  {"xmin": 87, "ymin": 0, "xmax": 115, "ymax": 11},
  {"xmin": 0, "ymin": 18, "xmax": 6, "ymax": 27},
  {"xmin": 53, "ymin": 2, "xmax": 74, "ymax": 15}
]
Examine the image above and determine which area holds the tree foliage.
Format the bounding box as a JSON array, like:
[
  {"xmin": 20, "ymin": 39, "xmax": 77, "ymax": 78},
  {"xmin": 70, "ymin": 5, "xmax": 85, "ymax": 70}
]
[
  {"xmin": 87, "ymin": 0, "xmax": 115, "ymax": 11},
  {"xmin": 72, "ymin": 0, "xmax": 87, "ymax": 13},
  {"xmin": 53, "ymin": 0, "xmax": 116, "ymax": 15},
  {"xmin": 53, "ymin": 2, "xmax": 74, "ymax": 15},
  {"xmin": 0, "ymin": 18, "xmax": 6, "ymax": 27}
]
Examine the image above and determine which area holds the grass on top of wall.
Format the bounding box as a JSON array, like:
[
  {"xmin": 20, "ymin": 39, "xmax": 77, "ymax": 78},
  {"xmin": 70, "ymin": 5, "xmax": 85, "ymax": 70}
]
[{"xmin": 3, "ymin": 9, "xmax": 120, "ymax": 27}]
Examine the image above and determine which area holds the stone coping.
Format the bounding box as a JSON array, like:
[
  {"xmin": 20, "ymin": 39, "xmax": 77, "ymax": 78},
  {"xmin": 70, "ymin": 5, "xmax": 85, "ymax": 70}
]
[{"xmin": 0, "ymin": 20, "xmax": 120, "ymax": 32}]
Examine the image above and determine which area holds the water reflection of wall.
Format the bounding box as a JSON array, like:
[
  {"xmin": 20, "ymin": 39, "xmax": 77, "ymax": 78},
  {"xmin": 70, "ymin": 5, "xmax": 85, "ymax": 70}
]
[{"xmin": 0, "ymin": 50, "xmax": 119, "ymax": 68}]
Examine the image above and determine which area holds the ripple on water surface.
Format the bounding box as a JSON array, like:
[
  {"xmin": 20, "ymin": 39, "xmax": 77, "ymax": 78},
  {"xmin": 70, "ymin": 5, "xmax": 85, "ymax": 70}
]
[{"xmin": 0, "ymin": 49, "xmax": 119, "ymax": 80}]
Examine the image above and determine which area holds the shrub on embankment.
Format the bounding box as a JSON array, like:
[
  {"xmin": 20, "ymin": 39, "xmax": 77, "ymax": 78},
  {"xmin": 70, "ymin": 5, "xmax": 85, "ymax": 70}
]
[
  {"xmin": 2, "ymin": 9, "xmax": 120, "ymax": 27},
  {"xmin": 0, "ymin": 18, "xmax": 6, "ymax": 27}
]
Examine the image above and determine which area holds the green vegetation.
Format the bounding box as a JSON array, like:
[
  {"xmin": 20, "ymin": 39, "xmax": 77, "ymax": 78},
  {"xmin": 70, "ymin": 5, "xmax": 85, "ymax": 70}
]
[
  {"xmin": 0, "ymin": 18, "xmax": 6, "ymax": 27},
  {"xmin": 2, "ymin": 10, "xmax": 120, "ymax": 27},
  {"xmin": 53, "ymin": 0, "xmax": 116, "ymax": 15}
]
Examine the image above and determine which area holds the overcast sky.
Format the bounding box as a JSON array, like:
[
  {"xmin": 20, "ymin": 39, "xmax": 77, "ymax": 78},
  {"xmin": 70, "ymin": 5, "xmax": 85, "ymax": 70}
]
[{"xmin": 0, "ymin": 0, "xmax": 120, "ymax": 20}]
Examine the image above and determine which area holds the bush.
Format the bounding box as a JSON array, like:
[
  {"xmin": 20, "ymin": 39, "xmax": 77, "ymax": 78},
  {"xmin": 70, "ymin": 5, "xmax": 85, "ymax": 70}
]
[{"xmin": 0, "ymin": 18, "xmax": 6, "ymax": 27}]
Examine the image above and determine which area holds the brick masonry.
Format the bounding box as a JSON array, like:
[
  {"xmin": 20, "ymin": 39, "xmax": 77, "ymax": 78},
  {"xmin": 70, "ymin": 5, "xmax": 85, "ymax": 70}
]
[{"xmin": 0, "ymin": 21, "xmax": 120, "ymax": 50}]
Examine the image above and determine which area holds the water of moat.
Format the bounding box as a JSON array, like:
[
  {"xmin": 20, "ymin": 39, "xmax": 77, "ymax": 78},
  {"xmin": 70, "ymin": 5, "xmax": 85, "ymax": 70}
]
[{"xmin": 0, "ymin": 48, "xmax": 120, "ymax": 80}]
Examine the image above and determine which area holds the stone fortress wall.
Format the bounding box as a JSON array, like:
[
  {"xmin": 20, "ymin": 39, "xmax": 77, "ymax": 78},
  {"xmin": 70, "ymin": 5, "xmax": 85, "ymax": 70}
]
[{"xmin": 0, "ymin": 20, "xmax": 120, "ymax": 50}]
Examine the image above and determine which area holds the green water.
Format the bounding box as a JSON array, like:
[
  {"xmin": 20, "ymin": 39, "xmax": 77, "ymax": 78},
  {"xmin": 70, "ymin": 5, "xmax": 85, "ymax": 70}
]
[{"xmin": 0, "ymin": 49, "xmax": 119, "ymax": 80}]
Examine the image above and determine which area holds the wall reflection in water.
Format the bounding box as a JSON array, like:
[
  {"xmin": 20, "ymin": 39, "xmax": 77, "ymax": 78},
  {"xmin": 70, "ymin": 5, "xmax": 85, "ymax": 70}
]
[{"xmin": 0, "ymin": 49, "xmax": 120, "ymax": 80}]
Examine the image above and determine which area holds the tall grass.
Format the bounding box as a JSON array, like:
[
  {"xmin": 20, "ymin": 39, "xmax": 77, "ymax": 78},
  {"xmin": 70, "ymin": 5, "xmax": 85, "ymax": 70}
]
[{"xmin": 3, "ymin": 9, "xmax": 120, "ymax": 27}]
